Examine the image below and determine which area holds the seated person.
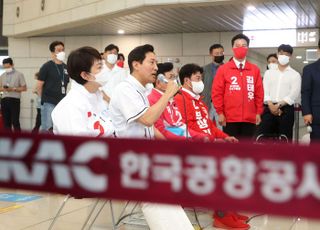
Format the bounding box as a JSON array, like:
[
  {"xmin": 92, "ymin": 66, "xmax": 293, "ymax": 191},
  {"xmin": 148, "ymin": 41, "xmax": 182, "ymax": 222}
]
[
  {"xmin": 176, "ymin": 63, "xmax": 250, "ymax": 229},
  {"xmin": 175, "ymin": 63, "xmax": 237, "ymax": 143},
  {"xmin": 52, "ymin": 46, "xmax": 114, "ymax": 137},
  {"xmin": 148, "ymin": 62, "xmax": 209, "ymax": 140}
]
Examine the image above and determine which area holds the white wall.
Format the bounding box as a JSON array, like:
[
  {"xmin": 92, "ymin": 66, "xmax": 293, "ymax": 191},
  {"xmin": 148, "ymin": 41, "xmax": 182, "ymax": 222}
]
[{"xmin": 8, "ymin": 31, "xmax": 266, "ymax": 130}]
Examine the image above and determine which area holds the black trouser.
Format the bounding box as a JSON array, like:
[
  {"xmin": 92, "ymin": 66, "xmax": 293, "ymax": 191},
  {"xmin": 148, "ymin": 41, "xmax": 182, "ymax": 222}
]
[
  {"xmin": 0, "ymin": 97, "xmax": 21, "ymax": 131},
  {"xmin": 32, "ymin": 108, "xmax": 41, "ymax": 132},
  {"xmin": 310, "ymin": 124, "xmax": 320, "ymax": 143},
  {"xmin": 223, "ymin": 122, "xmax": 256, "ymax": 139},
  {"xmin": 257, "ymin": 104, "xmax": 294, "ymax": 139}
]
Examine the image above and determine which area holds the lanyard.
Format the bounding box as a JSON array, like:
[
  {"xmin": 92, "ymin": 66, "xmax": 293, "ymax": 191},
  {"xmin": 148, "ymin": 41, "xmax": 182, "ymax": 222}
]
[{"xmin": 54, "ymin": 63, "xmax": 65, "ymax": 85}]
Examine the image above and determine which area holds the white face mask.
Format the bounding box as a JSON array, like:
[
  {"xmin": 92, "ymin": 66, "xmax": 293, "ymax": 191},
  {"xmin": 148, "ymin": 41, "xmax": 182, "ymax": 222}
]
[
  {"xmin": 268, "ymin": 63, "xmax": 278, "ymax": 70},
  {"xmin": 5, "ymin": 68, "xmax": 13, "ymax": 73},
  {"xmin": 278, "ymin": 55, "xmax": 290, "ymax": 66},
  {"xmin": 191, "ymin": 80, "xmax": 204, "ymax": 94},
  {"xmin": 56, "ymin": 51, "xmax": 66, "ymax": 62},
  {"xmin": 107, "ymin": 54, "xmax": 118, "ymax": 65}
]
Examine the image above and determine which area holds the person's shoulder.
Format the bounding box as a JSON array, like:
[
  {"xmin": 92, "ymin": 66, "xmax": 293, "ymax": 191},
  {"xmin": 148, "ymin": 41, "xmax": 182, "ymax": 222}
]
[
  {"xmin": 203, "ymin": 63, "xmax": 211, "ymax": 70},
  {"xmin": 14, "ymin": 69, "xmax": 24, "ymax": 76},
  {"xmin": 113, "ymin": 80, "xmax": 133, "ymax": 95},
  {"xmin": 42, "ymin": 60, "xmax": 53, "ymax": 67},
  {"xmin": 117, "ymin": 67, "xmax": 128, "ymax": 76},
  {"xmin": 219, "ymin": 61, "xmax": 233, "ymax": 69},
  {"xmin": 304, "ymin": 60, "xmax": 319, "ymax": 71},
  {"xmin": 288, "ymin": 67, "xmax": 300, "ymax": 76}
]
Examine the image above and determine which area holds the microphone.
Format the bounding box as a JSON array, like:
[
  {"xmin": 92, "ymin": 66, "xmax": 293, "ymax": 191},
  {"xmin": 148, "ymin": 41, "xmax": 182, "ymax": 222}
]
[{"xmin": 158, "ymin": 74, "xmax": 181, "ymax": 95}]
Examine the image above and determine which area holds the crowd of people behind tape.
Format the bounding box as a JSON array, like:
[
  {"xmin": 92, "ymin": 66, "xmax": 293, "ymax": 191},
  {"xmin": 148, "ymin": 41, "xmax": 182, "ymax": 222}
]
[{"xmin": 1, "ymin": 33, "xmax": 320, "ymax": 229}]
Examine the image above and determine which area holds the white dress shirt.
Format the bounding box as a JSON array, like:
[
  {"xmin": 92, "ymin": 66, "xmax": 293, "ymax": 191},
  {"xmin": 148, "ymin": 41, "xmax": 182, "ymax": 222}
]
[
  {"xmin": 95, "ymin": 61, "xmax": 128, "ymax": 107},
  {"xmin": 233, "ymin": 58, "xmax": 246, "ymax": 69},
  {"xmin": 263, "ymin": 66, "xmax": 301, "ymax": 105}
]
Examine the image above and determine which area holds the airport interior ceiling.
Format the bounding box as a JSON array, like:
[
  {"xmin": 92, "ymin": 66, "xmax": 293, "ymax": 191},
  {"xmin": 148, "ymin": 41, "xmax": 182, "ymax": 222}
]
[{"xmin": 35, "ymin": 0, "xmax": 320, "ymax": 71}]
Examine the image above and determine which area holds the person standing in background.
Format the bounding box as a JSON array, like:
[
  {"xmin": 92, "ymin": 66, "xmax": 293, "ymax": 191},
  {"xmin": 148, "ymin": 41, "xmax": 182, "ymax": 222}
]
[
  {"xmin": 96, "ymin": 44, "xmax": 127, "ymax": 106},
  {"xmin": 202, "ymin": 44, "xmax": 224, "ymax": 125},
  {"xmin": 266, "ymin": 53, "xmax": 278, "ymax": 70},
  {"xmin": 37, "ymin": 41, "xmax": 69, "ymax": 132},
  {"xmin": 212, "ymin": 34, "xmax": 264, "ymax": 139},
  {"xmin": 257, "ymin": 44, "xmax": 301, "ymax": 140},
  {"xmin": 301, "ymin": 38, "xmax": 320, "ymax": 143},
  {"xmin": 117, "ymin": 53, "xmax": 125, "ymax": 68},
  {"xmin": 0, "ymin": 57, "xmax": 26, "ymax": 131},
  {"xmin": 32, "ymin": 72, "xmax": 41, "ymax": 132}
]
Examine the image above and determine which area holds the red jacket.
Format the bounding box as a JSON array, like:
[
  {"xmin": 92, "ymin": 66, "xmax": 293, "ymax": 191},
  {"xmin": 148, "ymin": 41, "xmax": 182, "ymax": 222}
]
[
  {"xmin": 174, "ymin": 89, "xmax": 228, "ymax": 141},
  {"xmin": 212, "ymin": 60, "xmax": 264, "ymax": 124},
  {"xmin": 148, "ymin": 88, "xmax": 207, "ymax": 140}
]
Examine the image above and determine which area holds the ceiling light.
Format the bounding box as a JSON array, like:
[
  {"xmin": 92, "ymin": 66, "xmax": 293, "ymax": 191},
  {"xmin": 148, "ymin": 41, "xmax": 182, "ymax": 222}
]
[
  {"xmin": 296, "ymin": 56, "xmax": 302, "ymax": 59},
  {"xmin": 303, "ymin": 61, "xmax": 309, "ymax": 64},
  {"xmin": 117, "ymin": 29, "xmax": 125, "ymax": 34},
  {"xmin": 247, "ymin": 5, "xmax": 256, "ymax": 11}
]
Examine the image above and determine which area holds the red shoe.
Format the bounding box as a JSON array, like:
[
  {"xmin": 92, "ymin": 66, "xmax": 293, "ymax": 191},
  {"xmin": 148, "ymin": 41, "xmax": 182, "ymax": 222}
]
[
  {"xmin": 233, "ymin": 212, "xmax": 249, "ymax": 221},
  {"xmin": 213, "ymin": 212, "xmax": 250, "ymax": 229}
]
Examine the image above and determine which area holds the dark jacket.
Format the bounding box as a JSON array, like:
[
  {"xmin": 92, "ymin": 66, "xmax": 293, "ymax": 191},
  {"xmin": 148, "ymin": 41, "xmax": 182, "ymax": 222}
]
[
  {"xmin": 301, "ymin": 59, "xmax": 320, "ymax": 124},
  {"xmin": 202, "ymin": 63, "xmax": 220, "ymax": 111}
]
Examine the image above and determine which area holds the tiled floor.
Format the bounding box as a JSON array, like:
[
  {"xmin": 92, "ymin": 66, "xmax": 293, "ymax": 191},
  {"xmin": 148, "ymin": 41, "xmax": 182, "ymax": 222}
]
[{"xmin": 0, "ymin": 189, "xmax": 319, "ymax": 230}]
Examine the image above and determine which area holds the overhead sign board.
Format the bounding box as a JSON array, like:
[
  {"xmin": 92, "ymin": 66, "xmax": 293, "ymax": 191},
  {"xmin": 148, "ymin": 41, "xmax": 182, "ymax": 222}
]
[{"xmin": 244, "ymin": 29, "xmax": 319, "ymax": 48}]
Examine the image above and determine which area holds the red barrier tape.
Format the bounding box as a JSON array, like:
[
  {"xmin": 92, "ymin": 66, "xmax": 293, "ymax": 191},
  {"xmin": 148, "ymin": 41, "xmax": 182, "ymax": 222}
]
[{"xmin": 0, "ymin": 131, "xmax": 320, "ymax": 219}]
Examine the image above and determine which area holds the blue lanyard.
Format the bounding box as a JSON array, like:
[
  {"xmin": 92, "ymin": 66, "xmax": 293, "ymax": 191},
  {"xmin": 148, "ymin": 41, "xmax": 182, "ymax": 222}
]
[{"xmin": 54, "ymin": 63, "xmax": 65, "ymax": 84}]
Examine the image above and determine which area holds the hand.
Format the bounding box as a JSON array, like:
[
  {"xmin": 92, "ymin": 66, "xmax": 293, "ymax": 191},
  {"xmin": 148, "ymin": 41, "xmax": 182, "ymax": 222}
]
[
  {"xmin": 256, "ymin": 114, "xmax": 261, "ymax": 125},
  {"xmin": 268, "ymin": 103, "xmax": 279, "ymax": 116},
  {"xmin": 303, "ymin": 114, "xmax": 313, "ymax": 125},
  {"xmin": 218, "ymin": 114, "xmax": 226, "ymax": 126},
  {"xmin": 164, "ymin": 80, "xmax": 180, "ymax": 98},
  {"xmin": 5, "ymin": 87, "xmax": 13, "ymax": 92},
  {"xmin": 225, "ymin": 136, "xmax": 239, "ymax": 143}
]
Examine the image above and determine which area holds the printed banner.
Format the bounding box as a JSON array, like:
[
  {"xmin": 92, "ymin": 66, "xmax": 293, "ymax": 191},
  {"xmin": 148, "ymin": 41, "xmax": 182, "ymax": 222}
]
[{"xmin": 0, "ymin": 131, "xmax": 320, "ymax": 218}]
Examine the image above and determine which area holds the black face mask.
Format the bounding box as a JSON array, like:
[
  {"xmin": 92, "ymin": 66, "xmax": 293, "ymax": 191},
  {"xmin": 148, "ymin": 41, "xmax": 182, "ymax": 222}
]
[{"xmin": 214, "ymin": 55, "xmax": 224, "ymax": 64}]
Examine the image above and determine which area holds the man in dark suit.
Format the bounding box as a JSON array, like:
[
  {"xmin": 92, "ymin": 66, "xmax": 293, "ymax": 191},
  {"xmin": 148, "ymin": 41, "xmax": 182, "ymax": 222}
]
[
  {"xmin": 301, "ymin": 39, "xmax": 320, "ymax": 142},
  {"xmin": 202, "ymin": 44, "xmax": 224, "ymax": 124}
]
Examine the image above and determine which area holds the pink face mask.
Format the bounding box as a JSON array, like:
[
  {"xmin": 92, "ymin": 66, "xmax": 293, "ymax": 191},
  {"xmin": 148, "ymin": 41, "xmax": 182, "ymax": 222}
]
[{"xmin": 232, "ymin": 47, "xmax": 248, "ymax": 60}]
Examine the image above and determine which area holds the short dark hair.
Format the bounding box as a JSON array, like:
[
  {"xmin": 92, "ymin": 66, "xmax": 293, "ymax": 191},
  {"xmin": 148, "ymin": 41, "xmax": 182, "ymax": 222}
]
[
  {"xmin": 179, "ymin": 63, "xmax": 203, "ymax": 84},
  {"xmin": 49, "ymin": 41, "xmax": 64, "ymax": 52},
  {"xmin": 154, "ymin": 62, "xmax": 174, "ymax": 87},
  {"xmin": 231, "ymin": 34, "xmax": 250, "ymax": 47},
  {"xmin": 157, "ymin": 62, "xmax": 174, "ymax": 75},
  {"xmin": 104, "ymin": 44, "xmax": 119, "ymax": 53},
  {"xmin": 118, "ymin": 53, "xmax": 125, "ymax": 60},
  {"xmin": 128, "ymin": 44, "xmax": 154, "ymax": 74},
  {"xmin": 267, "ymin": 53, "xmax": 278, "ymax": 61},
  {"xmin": 67, "ymin": 46, "xmax": 101, "ymax": 85},
  {"xmin": 2, "ymin": 57, "xmax": 13, "ymax": 65},
  {"xmin": 209, "ymin": 44, "xmax": 224, "ymax": 53},
  {"xmin": 278, "ymin": 44, "xmax": 293, "ymax": 55},
  {"xmin": 318, "ymin": 39, "xmax": 320, "ymax": 49}
]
